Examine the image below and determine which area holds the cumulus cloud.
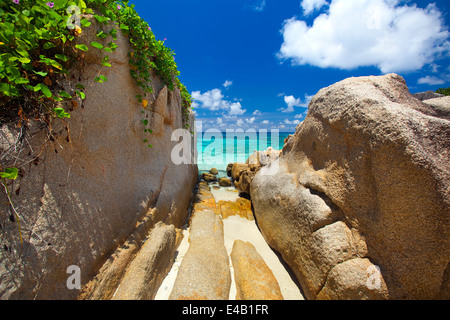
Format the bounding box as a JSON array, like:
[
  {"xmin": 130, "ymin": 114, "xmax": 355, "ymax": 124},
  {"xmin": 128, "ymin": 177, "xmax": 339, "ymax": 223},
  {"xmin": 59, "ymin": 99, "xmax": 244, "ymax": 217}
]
[
  {"xmin": 191, "ymin": 89, "xmax": 226, "ymax": 111},
  {"xmin": 229, "ymin": 102, "xmax": 246, "ymax": 116},
  {"xmin": 261, "ymin": 120, "xmax": 270, "ymax": 124},
  {"xmin": 192, "ymin": 87, "xmax": 246, "ymax": 116},
  {"xmin": 279, "ymin": 0, "xmax": 450, "ymax": 73},
  {"xmin": 253, "ymin": 110, "xmax": 262, "ymax": 116},
  {"xmin": 417, "ymin": 75, "xmax": 445, "ymax": 85},
  {"xmin": 301, "ymin": 0, "xmax": 328, "ymax": 15},
  {"xmin": 279, "ymin": 94, "xmax": 313, "ymax": 113}
]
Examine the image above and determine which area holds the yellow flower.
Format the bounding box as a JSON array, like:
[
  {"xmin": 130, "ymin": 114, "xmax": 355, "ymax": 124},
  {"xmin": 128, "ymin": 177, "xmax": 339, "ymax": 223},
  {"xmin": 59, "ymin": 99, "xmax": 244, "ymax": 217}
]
[{"xmin": 142, "ymin": 99, "xmax": 148, "ymax": 108}]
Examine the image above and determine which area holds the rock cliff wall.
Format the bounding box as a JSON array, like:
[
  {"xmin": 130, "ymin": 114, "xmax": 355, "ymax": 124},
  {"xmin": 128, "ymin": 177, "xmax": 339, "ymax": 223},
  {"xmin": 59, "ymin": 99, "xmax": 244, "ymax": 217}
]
[{"xmin": 0, "ymin": 19, "xmax": 197, "ymax": 300}]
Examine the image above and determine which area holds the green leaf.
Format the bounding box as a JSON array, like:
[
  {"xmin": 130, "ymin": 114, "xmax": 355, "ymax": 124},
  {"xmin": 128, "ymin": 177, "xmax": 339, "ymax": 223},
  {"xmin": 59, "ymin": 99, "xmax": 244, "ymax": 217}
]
[
  {"xmin": 15, "ymin": 77, "xmax": 29, "ymax": 85},
  {"xmin": 0, "ymin": 83, "xmax": 11, "ymax": 96},
  {"xmin": 75, "ymin": 90, "xmax": 86, "ymax": 99},
  {"xmin": 55, "ymin": 54, "xmax": 68, "ymax": 62},
  {"xmin": 38, "ymin": 84, "xmax": 52, "ymax": 98},
  {"xmin": 43, "ymin": 42, "xmax": 56, "ymax": 50},
  {"xmin": 142, "ymin": 119, "xmax": 149, "ymax": 126},
  {"xmin": 81, "ymin": 18, "xmax": 91, "ymax": 28},
  {"xmin": 94, "ymin": 75, "xmax": 108, "ymax": 83},
  {"xmin": 58, "ymin": 90, "xmax": 72, "ymax": 99},
  {"xmin": 90, "ymin": 41, "xmax": 104, "ymax": 50},
  {"xmin": 33, "ymin": 70, "xmax": 48, "ymax": 77},
  {"xmin": 53, "ymin": 107, "xmax": 71, "ymax": 119},
  {"xmin": 0, "ymin": 167, "xmax": 18, "ymax": 180},
  {"xmin": 18, "ymin": 57, "xmax": 31, "ymax": 64},
  {"xmin": 75, "ymin": 44, "xmax": 89, "ymax": 51}
]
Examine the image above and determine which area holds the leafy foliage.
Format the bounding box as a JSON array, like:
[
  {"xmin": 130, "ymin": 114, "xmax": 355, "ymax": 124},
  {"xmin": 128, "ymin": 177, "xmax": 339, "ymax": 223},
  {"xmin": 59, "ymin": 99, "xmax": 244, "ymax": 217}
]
[
  {"xmin": 436, "ymin": 87, "xmax": 450, "ymax": 96},
  {"xmin": 0, "ymin": 0, "xmax": 192, "ymax": 131}
]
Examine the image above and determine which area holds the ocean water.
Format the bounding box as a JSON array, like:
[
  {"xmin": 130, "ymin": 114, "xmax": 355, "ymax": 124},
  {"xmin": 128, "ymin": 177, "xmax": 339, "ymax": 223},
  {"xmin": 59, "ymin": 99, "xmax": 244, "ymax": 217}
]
[{"xmin": 197, "ymin": 130, "xmax": 293, "ymax": 176}]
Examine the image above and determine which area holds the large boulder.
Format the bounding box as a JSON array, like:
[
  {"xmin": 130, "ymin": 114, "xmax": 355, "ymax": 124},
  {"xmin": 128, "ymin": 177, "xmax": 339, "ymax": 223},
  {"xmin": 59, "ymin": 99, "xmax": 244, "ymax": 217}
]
[
  {"xmin": 251, "ymin": 74, "xmax": 450, "ymax": 300},
  {"xmin": 0, "ymin": 17, "xmax": 198, "ymax": 300}
]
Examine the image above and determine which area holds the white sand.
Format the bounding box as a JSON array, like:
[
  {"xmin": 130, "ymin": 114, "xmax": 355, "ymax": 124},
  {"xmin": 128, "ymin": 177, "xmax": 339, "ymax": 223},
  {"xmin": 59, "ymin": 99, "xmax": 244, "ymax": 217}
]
[{"xmin": 155, "ymin": 186, "xmax": 304, "ymax": 300}]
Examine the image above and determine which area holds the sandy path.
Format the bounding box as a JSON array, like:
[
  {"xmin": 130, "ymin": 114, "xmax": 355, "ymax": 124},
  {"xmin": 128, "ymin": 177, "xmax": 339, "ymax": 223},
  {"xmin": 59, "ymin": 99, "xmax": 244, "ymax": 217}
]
[{"xmin": 155, "ymin": 185, "xmax": 304, "ymax": 300}]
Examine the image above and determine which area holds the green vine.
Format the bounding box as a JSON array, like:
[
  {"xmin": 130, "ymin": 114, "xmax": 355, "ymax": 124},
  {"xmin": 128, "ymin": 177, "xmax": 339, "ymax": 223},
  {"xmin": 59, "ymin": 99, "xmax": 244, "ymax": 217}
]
[
  {"xmin": 0, "ymin": 0, "xmax": 193, "ymax": 138},
  {"xmin": 0, "ymin": 0, "xmax": 193, "ymax": 246}
]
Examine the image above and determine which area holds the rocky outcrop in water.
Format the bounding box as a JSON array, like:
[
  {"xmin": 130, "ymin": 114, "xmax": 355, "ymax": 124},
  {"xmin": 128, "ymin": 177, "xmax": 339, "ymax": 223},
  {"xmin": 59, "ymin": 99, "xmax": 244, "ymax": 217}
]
[{"xmin": 251, "ymin": 74, "xmax": 450, "ymax": 300}]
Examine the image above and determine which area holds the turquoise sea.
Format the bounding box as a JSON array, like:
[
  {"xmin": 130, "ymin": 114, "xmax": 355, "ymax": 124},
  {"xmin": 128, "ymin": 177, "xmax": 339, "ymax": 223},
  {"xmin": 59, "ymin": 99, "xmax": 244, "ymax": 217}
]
[{"xmin": 197, "ymin": 130, "xmax": 293, "ymax": 176}]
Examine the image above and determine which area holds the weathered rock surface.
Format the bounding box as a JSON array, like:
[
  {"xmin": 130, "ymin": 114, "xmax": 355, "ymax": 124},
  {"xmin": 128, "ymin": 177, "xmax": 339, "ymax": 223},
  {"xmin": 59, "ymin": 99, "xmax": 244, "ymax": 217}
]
[
  {"xmin": 219, "ymin": 177, "xmax": 232, "ymax": 187},
  {"xmin": 0, "ymin": 17, "xmax": 197, "ymax": 300},
  {"xmin": 231, "ymin": 163, "xmax": 249, "ymax": 181},
  {"xmin": 232, "ymin": 148, "xmax": 281, "ymax": 196},
  {"xmin": 202, "ymin": 172, "xmax": 217, "ymax": 182},
  {"xmin": 112, "ymin": 222, "xmax": 177, "ymax": 300},
  {"xmin": 231, "ymin": 240, "xmax": 283, "ymax": 300},
  {"xmin": 210, "ymin": 168, "xmax": 219, "ymax": 175},
  {"xmin": 218, "ymin": 198, "xmax": 254, "ymax": 221},
  {"xmin": 226, "ymin": 163, "xmax": 234, "ymax": 177},
  {"xmin": 412, "ymin": 90, "xmax": 444, "ymax": 101},
  {"xmin": 169, "ymin": 210, "xmax": 231, "ymax": 300},
  {"xmin": 192, "ymin": 182, "xmax": 218, "ymax": 214},
  {"xmin": 251, "ymin": 74, "xmax": 450, "ymax": 300}
]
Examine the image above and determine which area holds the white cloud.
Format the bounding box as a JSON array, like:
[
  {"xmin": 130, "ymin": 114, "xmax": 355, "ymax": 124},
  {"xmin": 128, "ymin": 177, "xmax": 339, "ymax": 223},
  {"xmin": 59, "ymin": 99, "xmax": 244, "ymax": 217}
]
[
  {"xmin": 279, "ymin": 0, "xmax": 450, "ymax": 73},
  {"xmin": 192, "ymin": 87, "xmax": 246, "ymax": 116},
  {"xmin": 191, "ymin": 89, "xmax": 227, "ymax": 111},
  {"xmin": 417, "ymin": 76, "xmax": 445, "ymax": 85},
  {"xmin": 253, "ymin": 110, "xmax": 262, "ymax": 116},
  {"xmin": 284, "ymin": 119, "xmax": 302, "ymax": 125},
  {"xmin": 280, "ymin": 94, "xmax": 313, "ymax": 113},
  {"xmin": 246, "ymin": 117, "xmax": 256, "ymax": 124},
  {"xmin": 261, "ymin": 120, "xmax": 270, "ymax": 124},
  {"xmin": 217, "ymin": 118, "xmax": 223, "ymax": 125},
  {"xmin": 236, "ymin": 119, "xmax": 244, "ymax": 127},
  {"xmin": 301, "ymin": 0, "xmax": 328, "ymax": 15},
  {"xmin": 223, "ymin": 80, "xmax": 233, "ymax": 88},
  {"xmin": 229, "ymin": 102, "xmax": 246, "ymax": 116}
]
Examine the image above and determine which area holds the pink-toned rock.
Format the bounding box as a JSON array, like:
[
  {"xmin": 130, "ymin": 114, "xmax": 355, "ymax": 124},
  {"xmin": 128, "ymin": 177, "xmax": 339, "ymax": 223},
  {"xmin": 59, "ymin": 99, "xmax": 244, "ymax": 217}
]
[{"xmin": 251, "ymin": 74, "xmax": 450, "ymax": 300}]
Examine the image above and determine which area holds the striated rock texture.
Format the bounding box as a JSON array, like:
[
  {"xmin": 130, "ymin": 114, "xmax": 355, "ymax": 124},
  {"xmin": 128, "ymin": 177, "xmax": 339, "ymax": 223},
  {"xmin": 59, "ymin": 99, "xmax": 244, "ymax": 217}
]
[
  {"xmin": 169, "ymin": 210, "xmax": 231, "ymax": 300},
  {"xmin": 231, "ymin": 240, "xmax": 283, "ymax": 300},
  {"xmin": 111, "ymin": 222, "xmax": 177, "ymax": 300},
  {"xmin": 0, "ymin": 17, "xmax": 197, "ymax": 300},
  {"xmin": 251, "ymin": 74, "xmax": 450, "ymax": 300}
]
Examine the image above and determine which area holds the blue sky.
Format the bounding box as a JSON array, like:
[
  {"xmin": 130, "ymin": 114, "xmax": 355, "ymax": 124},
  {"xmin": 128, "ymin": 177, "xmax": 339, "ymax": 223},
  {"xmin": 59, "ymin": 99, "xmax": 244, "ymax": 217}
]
[{"xmin": 130, "ymin": 0, "xmax": 450, "ymax": 132}]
